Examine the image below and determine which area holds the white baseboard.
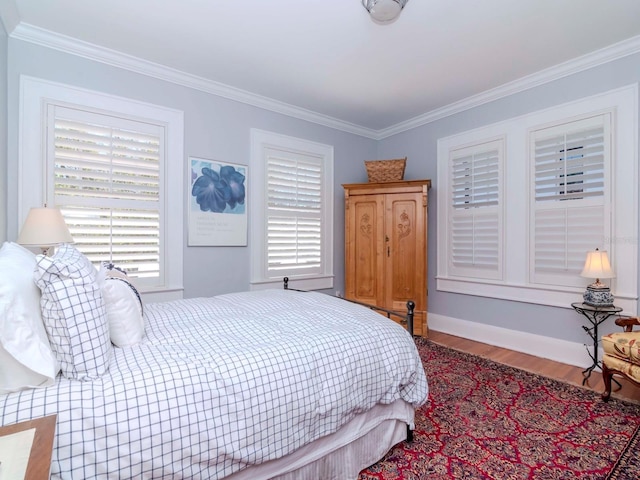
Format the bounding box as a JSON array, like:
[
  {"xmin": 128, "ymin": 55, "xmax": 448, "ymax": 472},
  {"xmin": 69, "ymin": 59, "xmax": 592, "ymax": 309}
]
[{"xmin": 429, "ymin": 313, "xmax": 599, "ymax": 370}]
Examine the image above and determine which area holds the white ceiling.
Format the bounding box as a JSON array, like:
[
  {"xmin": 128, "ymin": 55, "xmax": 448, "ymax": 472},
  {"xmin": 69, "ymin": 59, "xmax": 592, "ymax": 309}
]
[{"xmin": 2, "ymin": 0, "xmax": 640, "ymax": 134}]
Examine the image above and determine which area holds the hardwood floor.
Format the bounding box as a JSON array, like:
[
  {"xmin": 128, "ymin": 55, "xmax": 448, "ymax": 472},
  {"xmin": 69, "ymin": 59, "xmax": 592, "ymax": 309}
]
[{"xmin": 429, "ymin": 330, "xmax": 640, "ymax": 404}]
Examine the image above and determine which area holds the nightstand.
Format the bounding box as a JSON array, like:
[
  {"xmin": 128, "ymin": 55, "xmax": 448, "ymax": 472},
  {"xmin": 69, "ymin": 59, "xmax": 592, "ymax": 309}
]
[
  {"xmin": 571, "ymin": 302, "xmax": 622, "ymax": 384},
  {"xmin": 0, "ymin": 415, "xmax": 56, "ymax": 480}
]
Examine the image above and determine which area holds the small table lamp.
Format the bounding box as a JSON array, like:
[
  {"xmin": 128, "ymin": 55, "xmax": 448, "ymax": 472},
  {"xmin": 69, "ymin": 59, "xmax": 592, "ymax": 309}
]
[
  {"xmin": 580, "ymin": 248, "xmax": 615, "ymax": 307},
  {"xmin": 17, "ymin": 206, "xmax": 74, "ymax": 255}
]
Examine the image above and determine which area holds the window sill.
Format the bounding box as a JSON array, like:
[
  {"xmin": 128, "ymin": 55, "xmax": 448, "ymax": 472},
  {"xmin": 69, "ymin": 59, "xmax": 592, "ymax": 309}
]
[
  {"xmin": 141, "ymin": 287, "xmax": 184, "ymax": 304},
  {"xmin": 436, "ymin": 276, "xmax": 636, "ymax": 314}
]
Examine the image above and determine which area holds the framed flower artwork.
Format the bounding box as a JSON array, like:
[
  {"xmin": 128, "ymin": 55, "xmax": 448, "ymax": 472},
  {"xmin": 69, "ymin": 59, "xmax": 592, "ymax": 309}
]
[{"xmin": 188, "ymin": 157, "xmax": 247, "ymax": 246}]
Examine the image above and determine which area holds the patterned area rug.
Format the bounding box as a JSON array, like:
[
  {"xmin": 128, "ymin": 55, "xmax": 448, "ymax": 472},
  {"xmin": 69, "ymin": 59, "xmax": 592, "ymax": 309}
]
[
  {"xmin": 607, "ymin": 424, "xmax": 640, "ymax": 479},
  {"xmin": 360, "ymin": 339, "xmax": 640, "ymax": 479}
]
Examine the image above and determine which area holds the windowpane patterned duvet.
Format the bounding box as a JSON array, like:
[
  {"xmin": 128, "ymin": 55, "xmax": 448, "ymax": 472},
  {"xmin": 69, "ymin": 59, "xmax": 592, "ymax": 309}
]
[{"xmin": 1, "ymin": 289, "xmax": 428, "ymax": 479}]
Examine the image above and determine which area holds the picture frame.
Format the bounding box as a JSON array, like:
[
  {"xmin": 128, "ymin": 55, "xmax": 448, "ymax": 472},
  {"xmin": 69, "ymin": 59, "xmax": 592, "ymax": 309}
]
[{"xmin": 188, "ymin": 157, "xmax": 247, "ymax": 246}]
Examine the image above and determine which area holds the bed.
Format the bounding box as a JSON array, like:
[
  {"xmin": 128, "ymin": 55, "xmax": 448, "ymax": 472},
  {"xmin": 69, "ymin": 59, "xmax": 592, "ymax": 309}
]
[{"xmin": 0, "ymin": 242, "xmax": 428, "ymax": 479}]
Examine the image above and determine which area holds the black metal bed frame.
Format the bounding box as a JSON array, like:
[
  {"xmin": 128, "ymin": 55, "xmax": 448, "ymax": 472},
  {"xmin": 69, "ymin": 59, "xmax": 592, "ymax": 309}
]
[
  {"xmin": 283, "ymin": 277, "xmax": 416, "ymax": 337},
  {"xmin": 282, "ymin": 276, "xmax": 416, "ymax": 442}
]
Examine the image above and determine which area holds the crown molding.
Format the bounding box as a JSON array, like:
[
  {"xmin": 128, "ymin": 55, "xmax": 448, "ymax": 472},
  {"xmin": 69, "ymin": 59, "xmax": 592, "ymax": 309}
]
[
  {"xmin": 10, "ymin": 23, "xmax": 380, "ymax": 139},
  {"xmin": 9, "ymin": 23, "xmax": 640, "ymax": 141},
  {"xmin": 377, "ymin": 34, "xmax": 640, "ymax": 139}
]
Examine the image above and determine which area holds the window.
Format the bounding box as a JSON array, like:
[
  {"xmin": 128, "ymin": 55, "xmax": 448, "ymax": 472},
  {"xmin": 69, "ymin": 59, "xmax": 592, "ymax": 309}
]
[
  {"xmin": 250, "ymin": 129, "xmax": 334, "ymax": 290},
  {"xmin": 437, "ymin": 85, "xmax": 637, "ymax": 312},
  {"xmin": 19, "ymin": 77, "xmax": 184, "ymax": 301},
  {"xmin": 266, "ymin": 154, "xmax": 323, "ymax": 274},
  {"xmin": 530, "ymin": 115, "xmax": 610, "ymax": 287},
  {"xmin": 448, "ymin": 139, "xmax": 503, "ymax": 280},
  {"xmin": 49, "ymin": 105, "xmax": 164, "ymax": 285}
]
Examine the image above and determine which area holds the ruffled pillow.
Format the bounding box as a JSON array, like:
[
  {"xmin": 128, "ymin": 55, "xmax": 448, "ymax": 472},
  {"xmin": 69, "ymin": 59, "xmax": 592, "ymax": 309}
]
[
  {"xmin": 98, "ymin": 263, "xmax": 145, "ymax": 347},
  {"xmin": 0, "ymin": 242, "xmax": 59, "ymax": 393},
  {"xmin": 35, "ymin": 244, "xmax": 112, "ymax": 380}
]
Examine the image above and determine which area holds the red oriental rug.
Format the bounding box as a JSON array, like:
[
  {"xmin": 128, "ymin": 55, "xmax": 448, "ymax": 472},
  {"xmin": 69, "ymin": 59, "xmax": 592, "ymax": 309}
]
[{"xmin": 360, "ymin": 339, "xmax": 640, "ymax": 479}]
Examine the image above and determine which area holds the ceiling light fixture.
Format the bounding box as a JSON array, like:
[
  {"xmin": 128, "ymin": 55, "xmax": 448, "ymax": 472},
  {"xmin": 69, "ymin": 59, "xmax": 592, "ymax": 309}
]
[{"xmin": 362, "ymin": 0, "xmax": 409, "ymax": 24}]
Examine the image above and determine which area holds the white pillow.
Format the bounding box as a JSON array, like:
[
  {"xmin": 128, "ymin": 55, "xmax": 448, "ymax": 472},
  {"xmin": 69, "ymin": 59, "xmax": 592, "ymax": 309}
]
[
  {"xmin": 98, "ymin": 264, "xmax": 145, "ymax": 347},
  {"xmin": 0, "ymin": 242, "xmax": 59, "ymax": 393},
  {"xmin": 35, "ymin": 244, "xmax": 112, "ymax": 380}
]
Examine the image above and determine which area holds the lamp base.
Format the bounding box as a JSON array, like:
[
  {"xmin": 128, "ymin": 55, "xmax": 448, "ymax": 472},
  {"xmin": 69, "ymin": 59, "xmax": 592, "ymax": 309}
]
[{"xmin": 583, "ymin": 284, "xmax": 614, "ymax": 307}]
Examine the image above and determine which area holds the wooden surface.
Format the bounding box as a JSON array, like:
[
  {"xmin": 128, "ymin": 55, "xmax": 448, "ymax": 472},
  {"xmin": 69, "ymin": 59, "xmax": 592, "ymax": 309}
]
[
  {"xmin": 342, "ymin": 179, "xmax": 432, "ymax": 194},
  {"xmin": 344, "ymin": 180, "xmax": 430, "ymax": 336},
  {"xmin": 0, "ymin": 415, "xmax": 57, "ymax": 480},
  {"xmin": 430, "ymin": 331, "xmax": 640, "ymax": 403}
]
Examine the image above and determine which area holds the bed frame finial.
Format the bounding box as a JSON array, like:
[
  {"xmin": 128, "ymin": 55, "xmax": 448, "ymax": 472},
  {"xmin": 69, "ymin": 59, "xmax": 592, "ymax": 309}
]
[{"xmin": 406, "ymin": 300, "xmax": 415, "ymax": 337}]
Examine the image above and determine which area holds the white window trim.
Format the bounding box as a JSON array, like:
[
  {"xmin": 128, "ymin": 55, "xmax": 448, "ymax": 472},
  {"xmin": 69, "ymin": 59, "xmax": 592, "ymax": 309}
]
[
  {"xmin": 249, "ymin": 129, "xmax": 334, "ymax": 291},
  {"xmin": 437, "ymin": 84, "xmax": 638, "ymax": 313},
  {"xmin": 19, "ymin": 75, "xmax": 184, "ymax": 302}
]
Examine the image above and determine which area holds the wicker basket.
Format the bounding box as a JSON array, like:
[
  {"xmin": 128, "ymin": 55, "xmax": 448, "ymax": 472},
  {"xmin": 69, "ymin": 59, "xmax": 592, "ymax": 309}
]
[{"xmin": 364, "ymin": 157, "xmax": 406, "ymax": 183}]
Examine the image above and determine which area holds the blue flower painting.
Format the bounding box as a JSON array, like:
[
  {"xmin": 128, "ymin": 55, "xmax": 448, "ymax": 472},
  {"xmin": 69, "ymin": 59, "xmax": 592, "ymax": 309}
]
[
  {"xmin": 188, "ymin": 158, "xmax": 248, "ymax": 246},
  {"xmin": 191, "ymin": 162, "xmax": 246, "ymax": 214}
]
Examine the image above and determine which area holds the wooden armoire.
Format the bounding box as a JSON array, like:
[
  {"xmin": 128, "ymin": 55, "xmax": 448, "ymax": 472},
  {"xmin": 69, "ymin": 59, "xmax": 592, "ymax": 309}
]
[{"xmin": 343, "ymin": 180, "xmax": 431, "ymax": 336}]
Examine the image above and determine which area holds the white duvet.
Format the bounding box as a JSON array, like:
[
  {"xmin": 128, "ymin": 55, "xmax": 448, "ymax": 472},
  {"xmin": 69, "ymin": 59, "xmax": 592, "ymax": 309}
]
[{"xmin": 0, "ymin": 289, "xmax": 428, "ymax": 479}]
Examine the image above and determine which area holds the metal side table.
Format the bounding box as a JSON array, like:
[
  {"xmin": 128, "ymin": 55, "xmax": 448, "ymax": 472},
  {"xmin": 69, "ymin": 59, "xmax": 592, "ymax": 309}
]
[{"xmin": 571, "ymin": 302, "xmax": 622, "ymax": 385}]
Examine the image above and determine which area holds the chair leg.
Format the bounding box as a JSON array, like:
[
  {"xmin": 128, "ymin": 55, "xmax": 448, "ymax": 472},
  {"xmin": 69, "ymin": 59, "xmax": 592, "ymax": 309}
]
[{"xmin": 601, "ymin": 361, "xmax": 613, "ymax": 402}]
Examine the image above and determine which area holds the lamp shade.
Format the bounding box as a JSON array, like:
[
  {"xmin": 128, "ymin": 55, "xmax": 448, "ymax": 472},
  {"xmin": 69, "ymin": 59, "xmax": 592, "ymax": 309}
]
[
  {"xmin": 17, "ymin": 207, "xmax": 74, "ymax": 248},
  {"xmin": 580, "ymin": 249, "xmax": 614, "ymax": 279}
]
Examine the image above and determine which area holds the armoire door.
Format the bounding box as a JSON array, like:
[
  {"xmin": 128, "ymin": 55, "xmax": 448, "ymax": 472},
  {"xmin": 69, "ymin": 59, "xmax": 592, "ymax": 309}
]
[
  {"xmin": 345, "ymin": 194, "xmax": 384, "ymax": 306},
  {"xmin": 383, "ymin": 192, "xmax": 427, "ymax": 334}
]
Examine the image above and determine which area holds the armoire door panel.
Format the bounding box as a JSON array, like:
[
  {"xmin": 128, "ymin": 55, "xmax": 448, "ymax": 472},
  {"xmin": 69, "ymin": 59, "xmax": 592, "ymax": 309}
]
[
  {"xmin": 354, "ymin": 201, "xmax": 376, "ymax": 298},
  {"xmin": 345, "ymin": 196, "xmax": 384, "ymax": 304}
]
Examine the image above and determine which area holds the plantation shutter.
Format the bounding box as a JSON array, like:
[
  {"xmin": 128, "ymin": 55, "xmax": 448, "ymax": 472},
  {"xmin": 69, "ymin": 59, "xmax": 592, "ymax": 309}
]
[
  {"xmin": 49, "ymin": 105, "xmax": 164, "ymax": 284},
  {"xmin": 266, "ymin": 149, "xmax": 323, "ymax": 276},
  {"xmin": 448, "ymin": 140, "xmax": 502, "ymax": 279},
  {"xmin": 530, "ymin": 114, "xmax": 610, "ymax": 287}
]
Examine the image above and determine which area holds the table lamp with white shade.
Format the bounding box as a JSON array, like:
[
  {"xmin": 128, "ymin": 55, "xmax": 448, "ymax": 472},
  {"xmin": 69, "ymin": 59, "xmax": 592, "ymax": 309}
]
[
  {"xmin": 17, "ymin": 206, "xmax": 73, "ymax": 255},
  {"xmin": 580, "ymin": 248, "xmax": 615, "ymax": 307}
]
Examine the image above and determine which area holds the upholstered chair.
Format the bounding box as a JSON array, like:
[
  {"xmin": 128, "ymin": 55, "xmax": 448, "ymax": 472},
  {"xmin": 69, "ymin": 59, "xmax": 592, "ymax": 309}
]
[{"xmin": 601, "ymin": 317, "xmax": 640, "ymax": 401}]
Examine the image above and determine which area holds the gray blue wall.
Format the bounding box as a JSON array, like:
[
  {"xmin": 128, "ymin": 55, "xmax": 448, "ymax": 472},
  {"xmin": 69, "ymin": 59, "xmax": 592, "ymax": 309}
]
[
  {"xmin": 2, "ymin": 36, "xmax": 639, "ymax": 348},
  {"xmin": 378, "ymin": 52, "xmax": 640, "ymax": 345},
  {"xmin": 4, "ymin": 38, "xmax": 378, "ymax": 298}
]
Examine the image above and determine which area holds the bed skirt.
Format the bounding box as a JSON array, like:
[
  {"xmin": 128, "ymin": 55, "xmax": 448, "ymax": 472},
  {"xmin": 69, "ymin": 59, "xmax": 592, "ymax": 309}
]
[{"xmin": 227, "ymin": 400, "xmax": 415, "ymax": 480}]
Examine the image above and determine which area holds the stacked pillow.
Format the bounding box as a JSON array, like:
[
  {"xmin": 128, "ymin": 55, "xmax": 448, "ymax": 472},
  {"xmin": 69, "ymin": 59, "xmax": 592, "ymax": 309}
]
[
  {"xmin": 35, "ymin": 243, "xmax": 113, "ymax": 381},
  {"xmin": 98, "ymin": 262, "xmax": 145, "ymax": 347},
  {"xmin": 0, "ymin": 242, "xmax": 59, "ymax": 393},
  {"xmin": 1, "ymin": 241, "xmax": 146, "ymax": 391}
]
